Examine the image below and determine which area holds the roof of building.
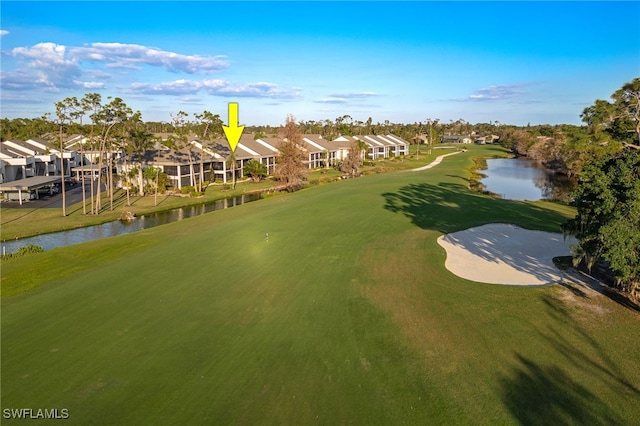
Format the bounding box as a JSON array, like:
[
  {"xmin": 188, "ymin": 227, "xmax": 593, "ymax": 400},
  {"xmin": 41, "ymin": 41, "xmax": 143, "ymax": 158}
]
[
  {"xmin": 237, "ymin": 134, "xmax": 277, "ymax": 157},
  {"xmin": 1, "ymin": 140, "xmax": 34, "ymax": 157},
  {"xmin": 0, "ymin": 175, "xmax": 61, "ymax": 191},
  {"xmin": 330, "ymin": 134, "xmax": 409, "ymax": 148}
]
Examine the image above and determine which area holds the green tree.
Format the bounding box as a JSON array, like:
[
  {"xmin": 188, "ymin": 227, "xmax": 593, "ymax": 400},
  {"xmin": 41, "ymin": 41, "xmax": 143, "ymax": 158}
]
[
  {"xmin": 580, "ymin": 77, "xmax": 640, "ymax": 147},
  {"xmin": 612, "ymin": 78, "xmax": 640, "ymax": 146},
  {"xmin": 563, "ymin": 149, "xmax": 640, "ymax": 299},
  {"xmin": 127, "ymin": 127, "xmax": 154, "ymax": 196},
  {"xmin": 244, "ymin": 159, "xmax": 267, "ymax": 183},
  {"xmin": 143, "ymin": 166, "xmax": 164, "ymax": 206}
]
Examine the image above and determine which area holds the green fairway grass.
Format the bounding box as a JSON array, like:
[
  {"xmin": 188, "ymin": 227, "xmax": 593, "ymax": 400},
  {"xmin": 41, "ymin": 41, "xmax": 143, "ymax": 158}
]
[{"xmin": 2, "ymin": 145, "xmax": 639, "ymax": 424}]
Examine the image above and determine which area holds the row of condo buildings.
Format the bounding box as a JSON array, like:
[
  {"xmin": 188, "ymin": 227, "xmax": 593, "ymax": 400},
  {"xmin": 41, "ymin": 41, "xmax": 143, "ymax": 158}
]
[{"xmin": 0, "ymin": 133, "xmax": 411, "ymax": 198}]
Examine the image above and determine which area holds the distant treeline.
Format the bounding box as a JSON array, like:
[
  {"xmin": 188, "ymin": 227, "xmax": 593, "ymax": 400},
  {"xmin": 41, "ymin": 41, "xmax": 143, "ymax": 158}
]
[{"xmin": 3, "ymin": 78, "xmax": 638, "ymax": 182}]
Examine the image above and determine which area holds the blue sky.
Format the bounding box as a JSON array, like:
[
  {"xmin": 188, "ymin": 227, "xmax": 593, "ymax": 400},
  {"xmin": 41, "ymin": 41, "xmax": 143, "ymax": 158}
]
[{"xmin": 1, "ymin": 1, "xmax": 639, "ymax": 126}]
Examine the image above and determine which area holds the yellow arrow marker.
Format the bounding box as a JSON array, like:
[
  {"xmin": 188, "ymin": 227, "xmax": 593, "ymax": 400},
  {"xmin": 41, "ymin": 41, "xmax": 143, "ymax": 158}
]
[{"xmin": 222, "ymin": 102, "xmax": 245, "ymax": 153}]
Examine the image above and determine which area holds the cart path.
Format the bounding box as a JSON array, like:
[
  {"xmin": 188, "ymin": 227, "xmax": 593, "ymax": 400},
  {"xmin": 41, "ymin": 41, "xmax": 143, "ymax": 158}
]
[{"xmin": 411, "ymin": 150, "xmax": 463, "ymax": 171}]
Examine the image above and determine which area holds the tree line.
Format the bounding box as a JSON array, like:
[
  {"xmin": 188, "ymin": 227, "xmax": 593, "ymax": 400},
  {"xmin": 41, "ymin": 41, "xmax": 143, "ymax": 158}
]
[
  {"xmin": 495, "ymin": 77, "xmax": 640, "ymax": 300},
  {"xmin": 561, "ymin": 78, "xmax": 639, "ymax": 300},
  {"xmin": 497, "ymin": 78, "xmax": 640, "ymax": 176}
]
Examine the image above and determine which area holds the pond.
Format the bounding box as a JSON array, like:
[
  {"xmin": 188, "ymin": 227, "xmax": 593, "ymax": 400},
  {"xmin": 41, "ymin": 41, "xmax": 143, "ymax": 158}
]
[
  {"xmin": 479, "ymin": 158, "xmax": 575, "ymax": 201},
  {"xmin": 1, "ymin": 192, "xmax": 263, "ymax": 255}
]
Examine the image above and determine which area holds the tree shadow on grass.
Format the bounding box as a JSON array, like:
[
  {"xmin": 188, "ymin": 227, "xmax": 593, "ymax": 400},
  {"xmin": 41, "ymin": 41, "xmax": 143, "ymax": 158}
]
[
  {"xmin": 539, "ymin": 294, "xmax": 639, "ymax": 395},
  {"xmin": 382, "ymin": 182, "xmax": 570, "ymax": 235},
  {"xmin": 499, "ymin": 294, "xmax": 638, "ymax": 425},
  {"xmin": 499, "ymin": 353, "xmax": 620, "ymax": 426},
  {"xmin": 601, "ymin": 287, "xmax": 640, "ymax": 313}
]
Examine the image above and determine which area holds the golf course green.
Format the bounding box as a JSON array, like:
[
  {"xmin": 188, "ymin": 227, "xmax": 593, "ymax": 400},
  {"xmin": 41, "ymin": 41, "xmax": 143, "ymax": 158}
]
[{"xmin": 2, "ymin": 145, "xmax": 639, "ymax": 424}]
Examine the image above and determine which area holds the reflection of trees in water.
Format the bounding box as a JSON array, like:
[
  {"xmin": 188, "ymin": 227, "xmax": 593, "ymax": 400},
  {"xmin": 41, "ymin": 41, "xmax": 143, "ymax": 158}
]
[{"xmin": 534, "ymin": 172, "xmax": 576, "ymax": 202}]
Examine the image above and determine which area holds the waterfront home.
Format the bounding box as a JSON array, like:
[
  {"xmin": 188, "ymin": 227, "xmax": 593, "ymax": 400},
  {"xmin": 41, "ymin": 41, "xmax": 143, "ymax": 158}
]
[
  {"xmin": 0, "ymin": 138, "xmax": 79, "ymax": 182},
  {"xmin": 332, "ymin": 134, "xmax": 410, "ymax": 160}
]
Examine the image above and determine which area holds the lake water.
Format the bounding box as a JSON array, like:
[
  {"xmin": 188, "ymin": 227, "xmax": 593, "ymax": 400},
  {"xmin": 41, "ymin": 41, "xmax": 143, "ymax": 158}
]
[
  {"xmin": 1, "ymin": 193, "xmax": 263, "ymax": 255},
  {"xmin": 479, "ymin": 158, "xmax": 574, "ymax": 201}
]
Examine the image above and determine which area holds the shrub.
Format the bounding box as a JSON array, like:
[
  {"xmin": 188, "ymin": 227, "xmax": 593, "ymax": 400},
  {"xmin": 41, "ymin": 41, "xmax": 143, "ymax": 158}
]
[
  {"xmin": 1, "ymin": 244, "xmax": 44, "ymax": 260},
  {"xmin": 244, "ymin": 159, "xmax": 268, "ymax": 183},
  {"xmin": 180, "ymin": 186, "xmax": 194, "ymax": 195}
]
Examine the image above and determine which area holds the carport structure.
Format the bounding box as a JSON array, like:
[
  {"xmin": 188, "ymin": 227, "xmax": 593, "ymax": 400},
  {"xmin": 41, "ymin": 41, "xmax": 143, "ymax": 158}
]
[{"xmin": 0, "ymin": 176, "xmax": 61, "ymax": 205}]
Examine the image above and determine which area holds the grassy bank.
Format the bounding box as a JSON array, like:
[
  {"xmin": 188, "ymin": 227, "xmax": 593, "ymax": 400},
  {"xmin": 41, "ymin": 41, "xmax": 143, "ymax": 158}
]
[{"xmin": 3, "ymin": 145, "xmax": 638, "ymax": 424}]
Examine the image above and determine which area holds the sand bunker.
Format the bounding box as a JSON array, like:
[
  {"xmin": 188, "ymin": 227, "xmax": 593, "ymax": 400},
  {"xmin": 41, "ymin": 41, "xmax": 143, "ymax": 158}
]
[{"xmin": 437, "ymin": 223, "xmax": 578, "ymax": 285}]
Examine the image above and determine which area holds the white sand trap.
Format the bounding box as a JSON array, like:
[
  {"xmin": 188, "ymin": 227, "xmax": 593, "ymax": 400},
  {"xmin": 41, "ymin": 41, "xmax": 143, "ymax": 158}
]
[{"xmin": 437, "ymin": 223, "xmax": 578, "ymax": 285}]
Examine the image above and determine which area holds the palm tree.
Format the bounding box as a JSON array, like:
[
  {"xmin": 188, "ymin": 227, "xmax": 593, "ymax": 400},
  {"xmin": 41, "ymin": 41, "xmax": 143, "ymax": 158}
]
[
  {"xmin": 54, "ymin": 97, "xmax": 81, "ymax": 217},
  {"xmin": 226, "ymin": 150, "xmax": 237, "ymax": 189},
  {"xmin": 127, "ymin": 128, "xmax": 153, "ymax": 196},
  {"xmin": 94, "ymin": 97, "xmax": 132, "ymax": 213},
  {"xmin": 81, "ymin": 93, "xmax": 102, "ymax": 215}
]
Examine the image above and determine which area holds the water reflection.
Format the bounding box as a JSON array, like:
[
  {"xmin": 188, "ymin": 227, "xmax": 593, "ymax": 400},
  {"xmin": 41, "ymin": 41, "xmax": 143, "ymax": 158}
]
[
  {"xmin": 2, "ymin": 193, "xmax": 263, "ymax": 254},
  {"xmin": 480, "ymin": 158, "xmax": 575, "ymax": 201}
]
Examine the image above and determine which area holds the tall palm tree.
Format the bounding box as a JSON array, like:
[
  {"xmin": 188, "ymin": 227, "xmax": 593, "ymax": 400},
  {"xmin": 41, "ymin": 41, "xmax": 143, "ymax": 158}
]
[
  {"xmin": 54, "ymin": 97, "xmax": 81, "ymax": 217},
  {"xmin": 226, "ymin": 150, "xmax": 237, "ymax": 189},
  {"xmin": 82, "ymin": 93, "xmax": 102, "ymax": 215},
  {"xmin": 93, "ymin": 97, "xmax": 132, "ymax": 213},
  {"xmin": 127, "ymin": 128, "xmax": 154, "ymax": 196}
]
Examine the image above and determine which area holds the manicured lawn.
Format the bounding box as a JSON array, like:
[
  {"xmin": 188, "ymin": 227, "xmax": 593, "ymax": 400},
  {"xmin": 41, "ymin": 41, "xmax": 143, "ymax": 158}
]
[{"xmin": 2, "ymin": 145, "xmax": 639, "ymax": 424}]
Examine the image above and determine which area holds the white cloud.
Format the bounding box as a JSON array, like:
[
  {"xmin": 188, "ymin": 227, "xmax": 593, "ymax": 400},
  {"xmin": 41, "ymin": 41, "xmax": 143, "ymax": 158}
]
[
  {"xmin": 315, "ymin": 91, "xmax": 378, "ymax": 104},
  {"xmin": 70, "ymin": 42, "xmax": 228, "ymax": 73},
  {"xmin": 315, "ymin": 97, "xmax": 348, "ymax": 104},
  {"xmin": 0, "ymin": 30, "xmax": 9, "ymax": 36},
  {"xmin": 179, "ymin": 96, "xmax": 204, "ymax": 105},
  {"xmin": 465, "ymin": 84, "xmax": 529, "ymax": 102},
  {"xmin": 129, "ymin": 79, "xmax": 301, "ymax": 99},
  {"xmin": 330, "ymin": 91, "xmax": 377, "ymax": 99},
  {"xmin": 82, "ymin": 81, "xmax": 105, "ymax": 89},
  {"xmin": 1, "ymin": 41, "xmax": 229, "ymax": 92},
  {"xmin": 8, "ymin": 42, "xmax": 81, "ymax": 89}
]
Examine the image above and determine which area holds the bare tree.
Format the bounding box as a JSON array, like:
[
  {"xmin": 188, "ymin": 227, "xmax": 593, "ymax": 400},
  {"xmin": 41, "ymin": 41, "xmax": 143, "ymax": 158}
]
[
  {"xmin": 171, "ymin": 111, "xmax": 197, "ymax": 189},
  {"xmin": 340, "ymin": 139, "xmax": 365, "ymax": 178},
  {"xmin": 275, "ymin": 114, "xmax": 308, "ymax": 191},
  {"xmin": 194, "ymin": 110, "xmax": 223, "ymax": 191}
]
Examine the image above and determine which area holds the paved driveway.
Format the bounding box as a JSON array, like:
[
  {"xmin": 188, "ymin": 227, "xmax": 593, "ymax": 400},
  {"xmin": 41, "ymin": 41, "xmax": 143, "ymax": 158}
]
[{"xmin": 2, "ymin": 181, "xmax": 104, "ymax": 210}]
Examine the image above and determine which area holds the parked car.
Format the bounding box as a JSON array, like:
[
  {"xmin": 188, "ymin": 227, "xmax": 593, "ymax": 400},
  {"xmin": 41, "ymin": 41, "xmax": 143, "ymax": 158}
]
[{"xmin": 37, "ymin": 186, "xmax": 58, "ymax": 196}]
